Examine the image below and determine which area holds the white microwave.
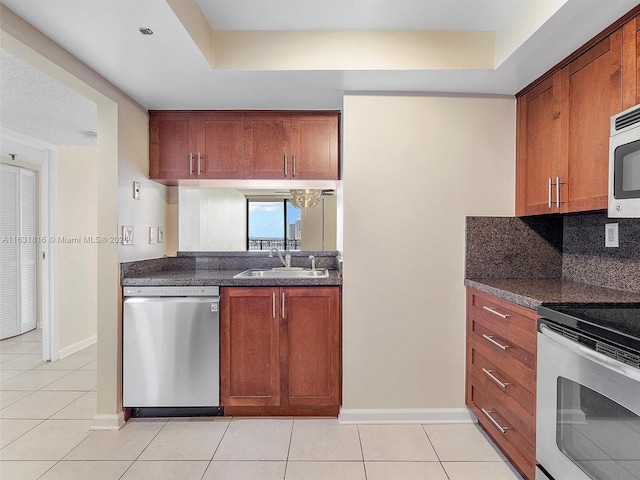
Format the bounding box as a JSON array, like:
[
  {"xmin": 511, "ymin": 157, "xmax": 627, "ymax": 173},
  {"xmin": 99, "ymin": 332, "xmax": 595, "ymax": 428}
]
[{"xmin": 609, "ymin": 104, "xmax": 640, "ymax": 217}]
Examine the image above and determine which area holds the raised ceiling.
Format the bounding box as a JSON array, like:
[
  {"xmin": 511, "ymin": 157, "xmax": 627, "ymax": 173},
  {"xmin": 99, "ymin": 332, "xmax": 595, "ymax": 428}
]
[{"xmin": 0, "ymin": 0, "xmax": 639, "ymax": 146}]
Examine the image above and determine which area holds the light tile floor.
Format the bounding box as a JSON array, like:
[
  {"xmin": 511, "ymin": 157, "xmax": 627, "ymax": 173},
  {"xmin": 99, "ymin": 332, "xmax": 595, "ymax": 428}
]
[{"xmin": 1, "ymin": 330, "xmax": 524, "ymax": 479}]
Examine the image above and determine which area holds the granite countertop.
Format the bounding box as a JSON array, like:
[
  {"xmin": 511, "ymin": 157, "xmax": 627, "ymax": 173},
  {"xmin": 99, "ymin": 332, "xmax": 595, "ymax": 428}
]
[
  {"xmin": 465, "ymin": 278, "xmax": 640, "ymax": 310},
  {"xmin": 121, "ymin": 268, "xmax": 342, "ymax": 287}
]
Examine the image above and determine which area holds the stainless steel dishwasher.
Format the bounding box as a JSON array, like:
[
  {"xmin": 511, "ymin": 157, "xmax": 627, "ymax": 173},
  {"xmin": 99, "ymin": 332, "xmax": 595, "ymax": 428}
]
[{"xmin": 123, "ymin": 286, "xmax": 222, "ymax": 417}]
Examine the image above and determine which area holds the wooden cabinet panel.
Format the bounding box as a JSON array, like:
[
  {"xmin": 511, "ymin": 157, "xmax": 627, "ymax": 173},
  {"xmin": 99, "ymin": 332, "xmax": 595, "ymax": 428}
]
[
  {"xmin": 198, "ymin": 113, "xmax": 244, "ymax": 179},
  {"xmin": 243, "ymin": 114, "xmax": 289, "ymax": 179},
  {"xmin": 466, "ymin": 288, "xmax": 537, "ymax": 480},
  {"xmin": 149, "ymin": 113, "xmax": 196, "ymax": 179},
  {"xmin": 290, "ymin": 114, "xmax": 339, "ymax": 179},
  {"xmin": 561, "ymin": 31, "xmax": 623, "ymax": 212},
  {"xmin": 220, "ymin": 287, "xmax": 280, "ymax": 406},
  {"xmin": 221, "ymin": 286, "xmax": 341, "ymax": 414},
  {"xmin": 282, "ymin": 287, "xmax": 340, "ymax": 407},
  {"xmin": 516, "ymin": 74, "xmax": 562, "ymax": 216}
]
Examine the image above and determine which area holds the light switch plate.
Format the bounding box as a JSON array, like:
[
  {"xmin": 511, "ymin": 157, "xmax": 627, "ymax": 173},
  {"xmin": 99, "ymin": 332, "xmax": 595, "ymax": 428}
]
[
  {"xmin": 158, "ymin": 226, "xmax": 164, "ymax": 243},
  {"xmin": 133, "ymin": 181, "xmax": 141, "ymax": 200},
  {"xmin": 122, "ymin": 226, "xmax": 134, "ymax": 245},
  {"xmin": 149, "ymin": 226, "xmax": 157, "ymax": 244}
]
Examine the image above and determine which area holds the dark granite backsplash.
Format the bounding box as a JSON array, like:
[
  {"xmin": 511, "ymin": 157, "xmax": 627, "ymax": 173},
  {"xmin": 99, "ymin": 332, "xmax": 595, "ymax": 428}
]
[
  {"xmin": 465, "ymin": 216, "xmax": 563, "ymax": 279},
  {"xmin": 466, "ymin": 212, "xmax": 640, "ymax": 292},
  {"xmin": 563, "ymin": 212, "xmax": 640, "ymax": 291}
]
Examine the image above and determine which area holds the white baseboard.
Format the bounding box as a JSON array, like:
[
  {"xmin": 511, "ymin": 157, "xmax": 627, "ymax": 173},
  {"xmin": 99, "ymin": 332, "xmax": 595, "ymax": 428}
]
[
  {"xmin": 90, "ymin": 412, "xmax": 125, "ymax": 431},
  {"xmin": 338, "ymin": 407, "xmax": 477, "ymax": 424},
  {"xmin": 58, "ymin": 334, "xmax": 96, "ymax": 359}
]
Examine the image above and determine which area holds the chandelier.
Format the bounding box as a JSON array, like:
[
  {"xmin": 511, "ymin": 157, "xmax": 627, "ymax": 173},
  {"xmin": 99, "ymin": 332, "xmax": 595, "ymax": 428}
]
[{"xmin": 289, "ymin": 189, "xmax": 322, "ymax": 210}]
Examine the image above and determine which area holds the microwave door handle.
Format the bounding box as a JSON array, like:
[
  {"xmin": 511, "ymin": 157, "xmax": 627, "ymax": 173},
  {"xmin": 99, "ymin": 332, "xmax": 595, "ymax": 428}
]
[{"xmin": 540, "ymin": 324, "xmax": 640, "ymax": 382}]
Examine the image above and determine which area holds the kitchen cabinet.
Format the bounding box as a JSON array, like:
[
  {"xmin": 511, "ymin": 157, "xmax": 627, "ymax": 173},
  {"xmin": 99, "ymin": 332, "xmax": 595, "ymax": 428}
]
[
  {"xmin": 516, "ymin": 23, "xmax": 638, "ymax": 216},
  {"xmin": 465, "ymin": 288, "xmax": 537, "ymax": 480},
  {"xmin": 150, "ymin": 111, "xmax": 340, "ymax": 182},
  {"xmin": 149, "ymin": 111, "xmax": 244, "ymax": 181},
  {"xmin": 220, "ymin": 286, "xmax": 341, "ymax": 415},
  {"xmin": 243, "ymin": 112, "xmax": 339, "ymax": 180}
]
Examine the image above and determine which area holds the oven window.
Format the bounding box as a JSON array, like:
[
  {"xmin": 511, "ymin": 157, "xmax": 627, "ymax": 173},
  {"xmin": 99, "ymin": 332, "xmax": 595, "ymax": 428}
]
[{"xmin": 557, "ymin": 377, "xmax": 640, "ymax": 480}]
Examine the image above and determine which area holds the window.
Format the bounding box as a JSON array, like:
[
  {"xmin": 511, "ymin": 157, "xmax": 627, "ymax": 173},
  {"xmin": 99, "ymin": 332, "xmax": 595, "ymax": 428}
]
[{"xmin": 247, "ymin": 199, "xmax": 301, "ymax": 251}]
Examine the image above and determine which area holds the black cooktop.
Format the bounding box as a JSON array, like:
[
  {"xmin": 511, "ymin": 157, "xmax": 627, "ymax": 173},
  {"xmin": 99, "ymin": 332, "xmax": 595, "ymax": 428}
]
[{"xmin": 538, "ymin": 303, "xmax": 640, "ymax": 358}]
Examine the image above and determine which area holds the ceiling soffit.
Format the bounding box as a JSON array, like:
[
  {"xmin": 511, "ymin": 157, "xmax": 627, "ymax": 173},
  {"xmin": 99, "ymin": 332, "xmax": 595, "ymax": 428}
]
[{"xmin": 171, "ymin": 0, "xmax": 563, "ymax": 71}]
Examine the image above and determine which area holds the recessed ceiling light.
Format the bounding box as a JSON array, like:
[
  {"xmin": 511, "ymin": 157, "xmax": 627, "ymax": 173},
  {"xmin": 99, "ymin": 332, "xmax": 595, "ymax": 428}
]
[{"xmin": 139, "ymin": 27, "xmax": 154, "ymax": 35}]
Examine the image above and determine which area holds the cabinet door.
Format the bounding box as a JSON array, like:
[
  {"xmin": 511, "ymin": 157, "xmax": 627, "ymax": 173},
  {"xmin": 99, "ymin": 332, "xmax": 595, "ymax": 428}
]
[
  {"xmin": 243, "ymin": 114, "xmax": 289, "ymax": 179},
  {"xmin": 281, "ymin": 287, "xmax": 340, "ymax": 407},
  {"xmin": 290, "ymin": 114, "xmax": 340, "ymax": 180},
  {"xmin": 516, "ymin": 73, "xmax": 562, "ymax": 216},
  {"xmin": 561, "ymin": 30, "xmax": 623, "ymax": 213},
  {"xmin": 149, "ymin": 112, "xmax": 197, "ymax": 179},
  {"xmin": 220, "ymin": 287, "xmax": 280, "ymax": 406},
  {"xmin": 198, "ymin": 113, "xmax": 244, "ymax": 179}
]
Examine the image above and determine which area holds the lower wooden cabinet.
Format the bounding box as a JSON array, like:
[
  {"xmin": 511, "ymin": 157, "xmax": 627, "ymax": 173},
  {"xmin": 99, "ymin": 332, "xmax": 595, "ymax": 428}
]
[
  {"xmin": 220, "ymin": 286, "xmax": 341, "ymax": 415},
  {"xmin": 466, "ymin": 288, "xmax": 537, "ymax": 480}
]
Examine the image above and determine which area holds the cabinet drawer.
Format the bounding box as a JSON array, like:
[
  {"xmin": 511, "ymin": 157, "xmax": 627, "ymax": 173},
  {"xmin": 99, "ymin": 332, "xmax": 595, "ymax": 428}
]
[
  {"xmin": 467, "ymin": 374, "xmax": 535, "ymax": 474},
  {"xmin": 469, "ymin": 345, "xmax": 535, "ymax": 422},
  {"xmin": 467, "ymin": 289, "xmax": 537, "ymax": 346},
  {"xmin": 469, "ymin": 313, "xmax": 536, "ymax": 372}
]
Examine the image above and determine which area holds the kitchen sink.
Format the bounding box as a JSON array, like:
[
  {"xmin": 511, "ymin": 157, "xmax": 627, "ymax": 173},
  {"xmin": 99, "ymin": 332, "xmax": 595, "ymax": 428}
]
[{"xmin": 233, "ymin": 268, "xmax": 330, "ymax": 278}]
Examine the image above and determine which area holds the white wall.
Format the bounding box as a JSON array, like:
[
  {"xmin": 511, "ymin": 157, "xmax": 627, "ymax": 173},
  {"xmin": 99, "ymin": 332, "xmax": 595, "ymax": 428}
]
[
  {"xmin": 341, "ymin": 94, "xmax": 515, "ymax": 418},
  {"xmin": 57, "ymin": 145, "xmax": 98, "ymax": 356}
]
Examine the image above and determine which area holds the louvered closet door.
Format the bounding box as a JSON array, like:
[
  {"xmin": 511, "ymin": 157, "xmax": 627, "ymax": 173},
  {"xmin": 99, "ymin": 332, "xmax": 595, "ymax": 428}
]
[
  {"xmin": 0, "ymin": 164, "xmax": 37, "ymax": 340},
  {"xmin": 20, "ymin": 169, "xmax": 37, "ymax": 333}
]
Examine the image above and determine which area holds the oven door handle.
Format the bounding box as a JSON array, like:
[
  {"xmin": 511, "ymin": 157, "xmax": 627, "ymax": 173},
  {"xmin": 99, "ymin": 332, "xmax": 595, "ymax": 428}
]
[{"xmin": 539, "ymin": 324, "xmax": 640, "ymax": 382}]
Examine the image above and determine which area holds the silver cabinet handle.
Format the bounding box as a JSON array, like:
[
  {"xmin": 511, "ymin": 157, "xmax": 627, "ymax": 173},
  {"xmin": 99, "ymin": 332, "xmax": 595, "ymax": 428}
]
[
  {"xmin": 482, "ymin": 368, "xmax": 509, "ymax": 389},
  {"xmin": 197, "ymin": 152, "xmax": 202, "ymax": 175},
  {"xmin": 283, "ymin": 154, "xmax": 288, "ymax": 177},
  {"xmin": 556, "ymin": 176, "xmax": 564, "ymax": 208},
  {"xmin": 272, "ymin": 292, "xmax": 276, "ymax": 319},
  {"xmin": 481, "ymin": 408, "xmax": 508, "ymax": 434},
  {"xmin": 281, "ymin": 292, "xmax": 286, "ymax": 318},
  {"xmin": 482, "ymin": 306, "xmax": 509, "ymax": 319},
  {"xmin": 482, "ymin": 334, "xmax": 510, "ymax": 351},
  {"xmin": 189, "ymin": 153, "xmax": 194, "ymax": 175},
  {"xmin": 292, "ymin": 154, "xmax": 296, "ymax": 177},
  {"xmin": 548, "ymin": 177, "xmax": 552, "ymax": 208}
]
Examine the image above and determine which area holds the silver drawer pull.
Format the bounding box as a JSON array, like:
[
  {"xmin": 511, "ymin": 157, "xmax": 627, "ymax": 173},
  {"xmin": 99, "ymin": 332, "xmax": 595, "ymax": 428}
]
[
  {"xmin": 481, "ymin": 408, "xmax": 509, "ymax": 434},
  {"xmin": 482, "ymin": 368, "xmax": 509, "ymax": 389},
  {"xmin": 482, "ymin": 334, "xmax": 510, "ymax": 351},
  {"xmin": 482, "ymin": 305, "xmax": 509, "ymax": 319}
]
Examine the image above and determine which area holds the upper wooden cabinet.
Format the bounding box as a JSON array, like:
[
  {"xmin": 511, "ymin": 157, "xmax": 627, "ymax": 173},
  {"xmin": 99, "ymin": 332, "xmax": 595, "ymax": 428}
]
[
  {"xmin": 149, "ymin": 111, "xmax": 340, "ymax": 182},
  {"xmin": 149, "ymin": 111, "xmax": 243, "ymax": 181},
  {"xmin": 516, "ymin": 14, "xmax": 640, "ymax": 216},
  {"xmin": 243, "ymin": 112, "xmax": 339, "ymax": 180}
]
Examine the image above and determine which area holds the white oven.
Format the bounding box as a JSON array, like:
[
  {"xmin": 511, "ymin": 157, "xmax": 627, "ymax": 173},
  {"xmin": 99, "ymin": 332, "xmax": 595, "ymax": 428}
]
[{"xmin": 536, "ymin": 305, "xmax": 640, "ymax": 480}]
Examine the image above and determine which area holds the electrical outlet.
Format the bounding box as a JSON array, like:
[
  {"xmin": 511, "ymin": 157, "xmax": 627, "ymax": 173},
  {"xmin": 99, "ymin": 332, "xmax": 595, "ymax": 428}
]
[
  {"xmin": 149, "ymin": 226, "xmax": 157, "ymax": 244},
  {"xmin": 158, "ymin": 226, "xmax": 164, "ymax": 243},
  {"xmin": 605, "ymin": 223, "xmax": 619, "ymax": 248}
]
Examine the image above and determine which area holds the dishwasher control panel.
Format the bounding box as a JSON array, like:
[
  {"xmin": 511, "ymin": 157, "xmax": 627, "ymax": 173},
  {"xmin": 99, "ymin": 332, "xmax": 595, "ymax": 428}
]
[{"xmin": 123, "ymin": 286, "xmax": 220, "ymax": 297}]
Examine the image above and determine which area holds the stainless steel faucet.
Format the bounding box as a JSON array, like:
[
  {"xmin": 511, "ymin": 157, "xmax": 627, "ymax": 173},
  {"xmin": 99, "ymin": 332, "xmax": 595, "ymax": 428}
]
[
  {"xmin": 309, "ymin": 255, "xmax": 316, "ymax": 270},
  {"xmin": 269, "ymin": 248, "xmax": 291, "ymax": 268}
]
